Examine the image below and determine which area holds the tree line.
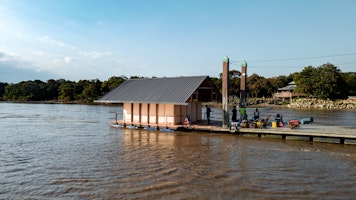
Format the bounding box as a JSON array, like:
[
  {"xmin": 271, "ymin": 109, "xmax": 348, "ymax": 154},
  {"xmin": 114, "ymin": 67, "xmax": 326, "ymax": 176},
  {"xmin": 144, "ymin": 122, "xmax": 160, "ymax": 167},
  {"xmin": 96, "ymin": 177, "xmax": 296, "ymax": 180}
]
[
  {"xmin": 0, "ymin": 63, "xmax": 355, "ymax": 103},
  {"xmin": 210, "ymin": 63, "xmax": 355, "ymax": 101},
  {"xmin": 0, "ymin": 76, "xmax": 128, "ymax": 103}
]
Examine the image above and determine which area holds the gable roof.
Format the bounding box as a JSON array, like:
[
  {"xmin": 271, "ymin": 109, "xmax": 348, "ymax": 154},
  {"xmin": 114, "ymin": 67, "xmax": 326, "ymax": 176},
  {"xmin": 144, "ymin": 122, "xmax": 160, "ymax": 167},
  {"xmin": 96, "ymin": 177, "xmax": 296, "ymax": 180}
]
[
  {"xmin": 278, "ymin": 81, "xmax": 296, "ymax": 91},
  {"xmin": 96, "ymin": 76, "xmax": 217, "ymax": 105}
]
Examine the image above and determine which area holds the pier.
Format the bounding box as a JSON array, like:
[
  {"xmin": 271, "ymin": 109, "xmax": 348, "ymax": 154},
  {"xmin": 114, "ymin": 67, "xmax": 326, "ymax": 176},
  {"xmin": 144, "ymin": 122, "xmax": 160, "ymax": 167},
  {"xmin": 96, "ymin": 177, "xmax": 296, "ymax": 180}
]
[
  {"xmin": 112, "ymin": 120, "xmax": 356, "ymax": 145},
  {"xmin": 238, "ymin": 125, "xmax": 356, "ymax": 144}
]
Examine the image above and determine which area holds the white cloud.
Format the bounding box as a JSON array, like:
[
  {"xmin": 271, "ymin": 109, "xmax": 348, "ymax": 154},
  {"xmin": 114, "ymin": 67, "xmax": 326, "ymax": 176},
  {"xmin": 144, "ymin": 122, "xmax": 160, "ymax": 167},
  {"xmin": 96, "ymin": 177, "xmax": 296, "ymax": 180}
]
[
  {"xmin": 64, "ymin": 56, "xmax": 75, "ymax": 63},
  {"xmin": 34, "ymin": 51, "xmax": 44, "ymax": 56},
  {"xmin": 79, "ymin": 51, "xmax": 112, "ymax": 59},
  {"xmin": 52, "ymin": 58, "xmax": 61, "ymax": 63},
  {"xmin": 40, "ymin": 35, "xmax": 76, "ymax": 50},
  {"xmin": 0, "ymin": 51, "xmax": 20, "ymax": 62}
]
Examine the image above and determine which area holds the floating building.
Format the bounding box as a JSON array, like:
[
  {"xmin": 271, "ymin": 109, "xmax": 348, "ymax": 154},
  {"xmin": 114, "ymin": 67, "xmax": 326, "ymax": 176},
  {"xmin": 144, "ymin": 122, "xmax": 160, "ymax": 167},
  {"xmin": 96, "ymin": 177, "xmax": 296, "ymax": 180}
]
[{"xmin": 96, "ymin": 76, "xmax": 220, "ymax": 128}]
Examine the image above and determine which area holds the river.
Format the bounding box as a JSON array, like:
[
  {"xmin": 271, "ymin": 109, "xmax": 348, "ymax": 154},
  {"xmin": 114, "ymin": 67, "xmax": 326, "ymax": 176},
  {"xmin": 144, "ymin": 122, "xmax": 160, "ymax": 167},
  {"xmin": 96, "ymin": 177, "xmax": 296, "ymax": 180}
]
[{"xmin": 0, "ymin": 102, "xmax": 356, "ymax": 199}]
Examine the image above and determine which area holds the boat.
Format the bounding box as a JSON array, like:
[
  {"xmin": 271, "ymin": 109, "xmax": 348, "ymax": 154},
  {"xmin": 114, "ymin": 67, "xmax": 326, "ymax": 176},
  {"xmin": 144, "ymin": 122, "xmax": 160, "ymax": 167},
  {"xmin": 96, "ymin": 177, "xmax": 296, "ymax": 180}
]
[
  {"xmin": 112, "ymin": 123, "xmax": 124, "ymax": 128},
  {"xmin": 299, "ymin": 117, "xmax": 313, "ymax": 124}
]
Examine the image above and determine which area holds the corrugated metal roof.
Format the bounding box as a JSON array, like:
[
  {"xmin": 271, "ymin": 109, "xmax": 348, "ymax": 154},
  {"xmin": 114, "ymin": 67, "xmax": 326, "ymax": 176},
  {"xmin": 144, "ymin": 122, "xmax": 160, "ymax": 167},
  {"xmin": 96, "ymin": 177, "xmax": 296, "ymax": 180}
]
[{"xmin": 96, "ymin": 76, "xmax": 209, "ymax": 105}]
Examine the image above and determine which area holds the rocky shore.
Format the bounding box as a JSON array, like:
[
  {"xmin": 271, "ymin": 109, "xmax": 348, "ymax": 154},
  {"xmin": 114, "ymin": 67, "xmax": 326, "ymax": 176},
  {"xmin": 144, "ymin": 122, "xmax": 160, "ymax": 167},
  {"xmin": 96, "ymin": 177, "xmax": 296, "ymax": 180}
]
[{"xmin": 289, "ymin": 98, "xmax": 356, "ymax": 110}]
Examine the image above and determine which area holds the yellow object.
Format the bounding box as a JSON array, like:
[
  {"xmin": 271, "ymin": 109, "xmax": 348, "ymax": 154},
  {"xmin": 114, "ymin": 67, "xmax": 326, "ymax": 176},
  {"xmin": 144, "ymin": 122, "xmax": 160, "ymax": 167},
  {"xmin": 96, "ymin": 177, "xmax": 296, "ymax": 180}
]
[
  {"xmin": 272, "ymin": 121, "xmax": 277, "ymax": 128},
  {"xmin": 256, "ymin": 121, "xmax": 261, "ymax": 128}
]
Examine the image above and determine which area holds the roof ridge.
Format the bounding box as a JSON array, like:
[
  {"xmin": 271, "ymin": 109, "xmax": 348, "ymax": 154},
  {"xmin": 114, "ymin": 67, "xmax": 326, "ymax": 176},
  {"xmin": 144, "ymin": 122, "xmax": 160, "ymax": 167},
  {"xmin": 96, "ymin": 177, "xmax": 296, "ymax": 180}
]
[{"xmin": 128, "ymin": 75, "xmax": 208, "ymax": 81}]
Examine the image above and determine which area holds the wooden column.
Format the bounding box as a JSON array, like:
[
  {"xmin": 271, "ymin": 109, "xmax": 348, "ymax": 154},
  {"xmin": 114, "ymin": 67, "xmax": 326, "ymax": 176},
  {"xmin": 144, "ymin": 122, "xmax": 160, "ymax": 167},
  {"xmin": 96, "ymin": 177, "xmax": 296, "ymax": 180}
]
[
  {"xmin": 222, "ymin": 56, "xmax": 229, "ymax": 128},
  {"xmin": 240, "ymin": 61, "xmax": 247, "ymax": 107}
]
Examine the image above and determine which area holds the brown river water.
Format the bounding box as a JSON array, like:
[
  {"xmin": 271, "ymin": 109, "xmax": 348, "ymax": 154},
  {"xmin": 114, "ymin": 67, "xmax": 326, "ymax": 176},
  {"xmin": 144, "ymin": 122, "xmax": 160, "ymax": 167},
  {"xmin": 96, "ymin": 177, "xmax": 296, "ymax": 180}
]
[{"xmin": 0, "ymin": 102, "xmax": 356, "ymax": 199}]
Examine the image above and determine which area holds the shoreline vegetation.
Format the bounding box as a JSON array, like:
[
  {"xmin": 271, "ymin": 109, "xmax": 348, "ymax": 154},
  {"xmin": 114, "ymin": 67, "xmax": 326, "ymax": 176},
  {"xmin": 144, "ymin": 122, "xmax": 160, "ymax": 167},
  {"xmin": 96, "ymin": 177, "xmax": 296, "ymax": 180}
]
[
  {"xmin": 204, "ymin": 98, "xmax": 356, "ymax": 110},
  {"xmin": 1, "ymin": 98, "xmax": 355, "ymax": 110},
  {"xmin": 0, "ymin": 64, "xmax": 355, "ymax": 108}
]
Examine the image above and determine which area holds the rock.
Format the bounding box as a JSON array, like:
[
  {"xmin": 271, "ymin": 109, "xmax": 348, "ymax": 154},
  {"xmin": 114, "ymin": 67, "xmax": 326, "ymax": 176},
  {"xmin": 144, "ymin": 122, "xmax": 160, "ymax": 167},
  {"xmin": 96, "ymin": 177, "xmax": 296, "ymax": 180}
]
[{"xmin": 289, "ymin": 98, "xmax": 356, "ymax": 110}]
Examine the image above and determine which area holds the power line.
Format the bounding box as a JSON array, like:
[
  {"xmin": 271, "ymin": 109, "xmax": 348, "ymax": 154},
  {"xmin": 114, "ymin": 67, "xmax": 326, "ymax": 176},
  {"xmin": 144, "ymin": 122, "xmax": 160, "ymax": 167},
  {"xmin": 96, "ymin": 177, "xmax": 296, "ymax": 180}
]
[
  {"xmin": 248, "ymin": 65, "xmax": 303, "ymax": 68},
  {"xmin": 230, "ymin": 52, "xmax": 356, "ymax": 63},
  {"xmin": 229, "ymin": 62, "xmax": 356, "ymax": 70}
]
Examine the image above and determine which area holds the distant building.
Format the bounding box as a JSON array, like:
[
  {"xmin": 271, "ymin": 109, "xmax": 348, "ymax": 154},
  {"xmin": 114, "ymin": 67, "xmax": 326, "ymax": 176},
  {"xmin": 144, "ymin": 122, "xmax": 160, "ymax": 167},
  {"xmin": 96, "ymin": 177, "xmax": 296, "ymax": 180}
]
[
  {"xmin": 96, "ymin": 76, "xmax": 221, "ymax": 127},
  {"xmin": 273, "ymin": 81, "xmax": 304, "ymax": 102},
  {"xmin": 348, "ymin": 96, "xmax": 356, "ymax": 101}
]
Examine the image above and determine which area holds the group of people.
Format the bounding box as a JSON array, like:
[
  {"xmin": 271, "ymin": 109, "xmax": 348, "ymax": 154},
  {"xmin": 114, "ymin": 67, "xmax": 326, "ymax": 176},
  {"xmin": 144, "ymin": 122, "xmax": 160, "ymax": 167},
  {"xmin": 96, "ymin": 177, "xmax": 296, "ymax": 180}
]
[
  {"xmin": 231, "ymin": 105, "xmax": 260, "ymax": 122},
  {"xmin": 203, "ymin": 105, "xmax": 290, "ymax": 129},
  {"xmin": 205, "ymin": 104, "xmax": 261, "ymax": 125}
]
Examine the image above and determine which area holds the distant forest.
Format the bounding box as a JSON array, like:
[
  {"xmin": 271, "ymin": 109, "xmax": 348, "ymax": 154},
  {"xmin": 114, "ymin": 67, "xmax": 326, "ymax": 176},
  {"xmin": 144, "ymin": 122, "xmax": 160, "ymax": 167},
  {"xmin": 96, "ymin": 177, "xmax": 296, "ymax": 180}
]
[{"xmin": 0, "ymin": 63, "xmax": 355, "ymax": 103}]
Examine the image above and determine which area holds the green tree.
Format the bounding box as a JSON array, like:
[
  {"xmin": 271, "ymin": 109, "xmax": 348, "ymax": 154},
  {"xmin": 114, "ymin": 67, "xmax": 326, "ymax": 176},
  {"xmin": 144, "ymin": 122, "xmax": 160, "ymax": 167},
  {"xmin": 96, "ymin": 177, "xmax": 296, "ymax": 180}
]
[
  {"xmin": 316, "ymin": 64, "xmax": 347, "ymax": 99},
  {"xmin": 294, "ymin": 66, "xmax": 316, "ymax": 96},
  {"xmin": 294, "ymin": 63, "xmax": 347, "ymax": 100},
  {"xmin": 43, "ymin": 79, "xmax": 60, "ymax": 100},
  {"xmin": 101, "ymin": 76, "xmax": 127, "ymax": 94},
  {"xmin": 210, "ymin": 77, "xmax": 221, "ymax": 94},
  {"xmin": 81, "ymin": 79, "xmax": 102, "ymax": 102},
  {"xmin": 247, "ymin": 73, "xmax": 269, "ymax": 98},
  {"xmin": 3, "ymin": 80, "xmax": 46, "ymax": 101},
  {"xmin": 58, "ymin": 81, "xmax": 76, "ymax": 101},
  {"xmin": 0, "ymin": 82, "xmax": 8, "ymax": 99},
  {"xmin": 342, "ymin": 72, "xmax": 356, "ymax": 96},
  {"xmin": 229, "ymin": 70, "xmax": 241, "ymax": 97}
]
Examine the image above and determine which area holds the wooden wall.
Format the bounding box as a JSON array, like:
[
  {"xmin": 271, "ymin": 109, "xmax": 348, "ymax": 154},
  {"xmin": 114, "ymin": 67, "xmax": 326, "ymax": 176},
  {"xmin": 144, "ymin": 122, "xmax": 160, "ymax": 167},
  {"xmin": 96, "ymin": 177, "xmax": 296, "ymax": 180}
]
[{"xmin": 122, "ymin": 102, "xmax": 202, "ymax": 126}]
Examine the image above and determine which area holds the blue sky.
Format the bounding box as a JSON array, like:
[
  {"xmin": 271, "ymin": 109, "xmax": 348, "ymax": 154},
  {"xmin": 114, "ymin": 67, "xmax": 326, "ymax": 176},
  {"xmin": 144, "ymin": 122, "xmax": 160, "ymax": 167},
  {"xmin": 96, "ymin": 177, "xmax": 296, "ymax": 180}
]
[{"xmin": 0, "ymin": 0, "xmax": 355, "ymax": 83}]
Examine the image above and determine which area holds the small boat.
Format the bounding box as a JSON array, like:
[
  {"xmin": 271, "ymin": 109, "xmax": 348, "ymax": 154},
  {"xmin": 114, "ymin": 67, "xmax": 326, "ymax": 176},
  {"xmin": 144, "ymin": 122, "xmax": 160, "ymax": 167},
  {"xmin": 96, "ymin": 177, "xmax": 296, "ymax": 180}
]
[
  {"xmin": 299, "ymin": 117, "xmax": 313, "ymax": 124},
  {"xmin": 112, "ymin": 123, "xmax": 124, "ymax": 128},
  {"xmin": 126, "ymin": 125, "xmax": 137, "ymax": 129}
]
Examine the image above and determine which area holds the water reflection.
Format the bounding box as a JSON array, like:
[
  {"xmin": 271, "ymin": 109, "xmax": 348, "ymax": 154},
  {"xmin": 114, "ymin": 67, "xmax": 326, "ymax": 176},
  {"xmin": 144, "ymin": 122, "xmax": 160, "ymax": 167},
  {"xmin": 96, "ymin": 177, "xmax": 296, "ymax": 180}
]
[
  {"xmin": 1, "ymin": 103, "xmax": 356, "ymax": 199},
  {"xmin": 118, "ymin": 128, "xmax": 356, "ymax": 199},
  {"xmin": 123, "ymin": 129, "xmax": 175, "ymax": 147}
]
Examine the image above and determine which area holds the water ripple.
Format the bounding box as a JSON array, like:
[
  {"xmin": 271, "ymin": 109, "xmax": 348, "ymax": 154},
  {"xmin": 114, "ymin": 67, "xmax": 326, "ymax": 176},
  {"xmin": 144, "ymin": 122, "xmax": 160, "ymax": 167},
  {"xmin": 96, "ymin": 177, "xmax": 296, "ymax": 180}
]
[{"xmin": 1, "ymin": 103, "xmax": 356, "ymax": 199}]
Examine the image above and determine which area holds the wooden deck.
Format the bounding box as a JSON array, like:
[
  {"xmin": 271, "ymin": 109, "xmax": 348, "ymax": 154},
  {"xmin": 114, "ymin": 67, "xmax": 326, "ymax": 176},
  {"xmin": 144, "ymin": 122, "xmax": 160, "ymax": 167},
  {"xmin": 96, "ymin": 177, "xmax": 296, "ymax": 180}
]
[
  {"xmin": 239, "ymin": 125, "xmax": 356, "ymax": 144},
  {"xmin": 111, "ymin": 120, "xmax": 356, "ymax": 145}
]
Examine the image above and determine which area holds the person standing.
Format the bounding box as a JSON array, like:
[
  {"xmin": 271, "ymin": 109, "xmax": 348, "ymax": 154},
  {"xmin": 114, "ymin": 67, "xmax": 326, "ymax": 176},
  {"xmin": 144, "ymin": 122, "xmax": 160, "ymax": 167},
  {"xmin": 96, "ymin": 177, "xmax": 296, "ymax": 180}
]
[
  {"xmin": 231, "ymin": 105, "xmax": 237, "ymax": 122},
  {"xmin": 254, "ymin": 108, "xmax": 260, "ymax": 120},
  {"xmin": 205, "ymin": 105, "xmax": 211, "ymax": 125},
  {"xmin": 239, "ymin": 105, "xmax": 247, "ymax": 123}
]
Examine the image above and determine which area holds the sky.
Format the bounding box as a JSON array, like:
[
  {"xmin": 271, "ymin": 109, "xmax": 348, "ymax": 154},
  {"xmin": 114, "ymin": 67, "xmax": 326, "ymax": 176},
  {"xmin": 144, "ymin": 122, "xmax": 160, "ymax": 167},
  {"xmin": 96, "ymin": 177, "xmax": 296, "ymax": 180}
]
[{"xmin": 0, "ymin": 0, "xmax": 356, "ymax": 83}]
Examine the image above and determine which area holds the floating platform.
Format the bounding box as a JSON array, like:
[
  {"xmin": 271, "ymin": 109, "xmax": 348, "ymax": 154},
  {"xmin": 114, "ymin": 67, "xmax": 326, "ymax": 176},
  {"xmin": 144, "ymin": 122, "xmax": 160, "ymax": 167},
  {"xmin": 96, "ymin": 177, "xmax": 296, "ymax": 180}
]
[
  {"xmin": 111, "ymin": 120, "xmax": 356, "ymax": 145},
  {"xmin": 239, "ymin": 125, "xmax": 356, "ymax": 144}
]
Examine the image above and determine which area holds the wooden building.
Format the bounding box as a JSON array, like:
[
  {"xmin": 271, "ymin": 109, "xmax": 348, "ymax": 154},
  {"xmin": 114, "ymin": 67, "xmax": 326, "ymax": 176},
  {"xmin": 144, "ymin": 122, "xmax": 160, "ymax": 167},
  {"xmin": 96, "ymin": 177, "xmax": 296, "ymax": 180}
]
[
  {"xmin": 273, "ymin": 81, "xmax": 304, "ymax": 102},
  {"xmin": 348, "ymin": 96, "xmax": 356, "ymax": 101},
  {"xmin": 96, "ymin": 76, "xmax": 220, "ymax": 127}
]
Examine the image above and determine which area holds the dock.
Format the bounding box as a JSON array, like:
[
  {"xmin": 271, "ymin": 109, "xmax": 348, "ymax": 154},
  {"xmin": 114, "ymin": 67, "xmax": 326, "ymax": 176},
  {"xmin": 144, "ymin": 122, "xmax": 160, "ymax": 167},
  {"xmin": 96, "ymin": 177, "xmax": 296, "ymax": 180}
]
[
  {"xmin": 112, "ymin": 120, "xmax": 356, "ymax": 145},
  {"xmin": 239, "ymin": 125, "xmax": 356, "ymax": 144}
]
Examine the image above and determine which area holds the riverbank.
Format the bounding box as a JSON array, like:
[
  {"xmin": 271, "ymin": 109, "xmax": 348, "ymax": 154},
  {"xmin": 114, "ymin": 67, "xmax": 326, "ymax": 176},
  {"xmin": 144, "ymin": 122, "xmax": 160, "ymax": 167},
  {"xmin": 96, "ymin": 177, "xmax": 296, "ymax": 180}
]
[
  {"xmin": 0, "ymin": 100, "xmax": 117, "ymax": 105},
  {"xmin": 204, "ymin": 98, "xmax": 356, "ymax": 110},
  {"xmin": 289, "ymin": 98, "xmax": 356, "ymax": 110}
]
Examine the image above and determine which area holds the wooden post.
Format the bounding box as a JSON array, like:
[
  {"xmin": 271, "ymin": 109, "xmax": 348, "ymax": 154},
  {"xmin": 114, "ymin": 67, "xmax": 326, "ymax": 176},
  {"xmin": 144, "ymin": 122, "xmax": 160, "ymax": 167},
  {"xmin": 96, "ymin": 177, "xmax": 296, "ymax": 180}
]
[
  {"xmin": 309, "ymin": 136, "xmax": 314, "ymax": 142},
  {"xmin": 240, "ymin": 61, "xmax": 247, "ymax": 107},
  {"xmin": 222, "ymin": 56, "xmax": 230, "ymax": 128}
]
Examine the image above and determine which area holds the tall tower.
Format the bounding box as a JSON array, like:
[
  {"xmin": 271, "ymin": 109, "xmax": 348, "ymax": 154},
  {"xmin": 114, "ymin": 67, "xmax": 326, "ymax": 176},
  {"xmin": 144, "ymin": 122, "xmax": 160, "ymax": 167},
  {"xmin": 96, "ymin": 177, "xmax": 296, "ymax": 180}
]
[
  {"xmin": 222, "ymin": 56, "xmax": 230, "ymax": 128},
  {"xmin": 240, "ymin": 60, "xmax": 247, "ymax": 107}
]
